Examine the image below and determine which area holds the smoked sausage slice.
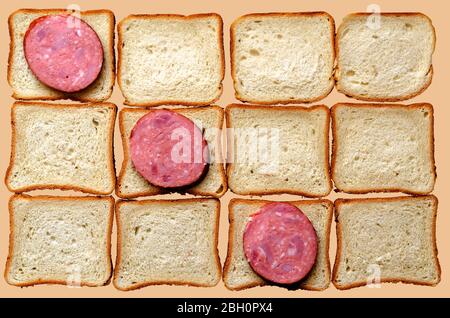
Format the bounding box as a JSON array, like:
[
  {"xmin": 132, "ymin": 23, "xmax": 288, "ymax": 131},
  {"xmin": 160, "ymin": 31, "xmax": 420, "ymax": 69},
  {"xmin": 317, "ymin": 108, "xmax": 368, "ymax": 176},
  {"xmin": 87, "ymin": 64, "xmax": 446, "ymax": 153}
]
[
  {"xmin": 24, "ymin": 14, "xmax": 103, "ymax": 92},
  {"xmin": 130, "ymin": 109, "xmax": 209, "ymax": 188},
  {"xmin": 243, "ymin": 202, "xmax": 318, "ymax": 284}
]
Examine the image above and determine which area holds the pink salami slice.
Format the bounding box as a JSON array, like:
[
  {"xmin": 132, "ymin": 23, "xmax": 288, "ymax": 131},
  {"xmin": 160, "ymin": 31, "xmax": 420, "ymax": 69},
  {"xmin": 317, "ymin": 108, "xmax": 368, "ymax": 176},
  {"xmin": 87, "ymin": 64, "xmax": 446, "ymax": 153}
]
[
  {"xmin": 24, "ymin": 14, "xmax": 103, "ymax": 93},
  {"xmin": 130, "ymin": 110, "xmax": 209, "ymax": 188},
  {"xmin": 243, "ymin": 202, "xmax": 318, "ymax": 284}
]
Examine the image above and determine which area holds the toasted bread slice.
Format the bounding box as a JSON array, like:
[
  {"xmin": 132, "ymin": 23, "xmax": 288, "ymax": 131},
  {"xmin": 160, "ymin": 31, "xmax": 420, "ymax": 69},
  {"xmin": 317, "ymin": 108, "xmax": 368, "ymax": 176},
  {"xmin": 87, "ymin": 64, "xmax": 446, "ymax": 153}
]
[
  {"xmin": 117, "ymin": 14, "xmax": 224, "ymax": 106},
  {"xmin": 231, "ymin": 12, "xmax": 335, "ymax": 104},
  {"xmin": 117, "ymin": 106, "xmax": 227, "ymax": 198},
  {"xmin": 6, "ymin": 102, "xmax": 116, "ymax": 195},
  {"xmin": 5, "ymin": 194, "xmax": 114, "ymax": 287},
  {"xmin": 331, "ymin": 103, "xmax": 436, "ymax": 195},
  {"xmin": 8, "ymin": 9, "xmax": 115, "ymax": 102},
  {"xmin": 226, "ymin": 104, "xmax": 331, "ymax": 197},
  {"xmin": 335, "ymin": 13, "xmax": 435, "ymax": 101},
  {"xmin": 114, "ymin": 198, "xmax": 221, "ymax": 290},
  {"xmin": 223, "ymin": 199, "xmax": 333, "ymax": 291},
  {"xmin": 333, "ymin": 196, "xmax": 440, "ymax": 289}
]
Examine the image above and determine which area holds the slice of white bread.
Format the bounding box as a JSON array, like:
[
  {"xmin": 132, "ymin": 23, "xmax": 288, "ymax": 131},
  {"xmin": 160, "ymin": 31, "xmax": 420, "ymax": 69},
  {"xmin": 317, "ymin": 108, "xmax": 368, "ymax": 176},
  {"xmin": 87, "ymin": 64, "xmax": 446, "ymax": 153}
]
[
  {"xmin": 114, "ymin": 198, "xmax": 221, "ymax": 290},
  {"xmin": 333, "ymin": 196, "xmax": 440, "ymax": 290},
  {"xmin": 335, "ymin": 13, "xmax": 435, "ymax": 101},
  {"xmin": 231, "ymin": 12, "xmax": 335, "ymax": 104},
  {"xmin": 118, "ymin": 14, "xmax": 224, "ymax": 106},
  {"xmin": 223, "ymin": 199, "xmax": 333, "ymax": 291},
  {"xmin": 8, "ymin": 9, "xmax": 115, "ymax": 102},
  {"xmin": 226, "ymin": 104, "xmax": 331, "ymax": 197},
  {"xmin": 5, "ymin": 194, "xmax": 114, "ymax": 287},
  {"xmin": 331, "ymin": 103, "xmax": 436, "ymax": 195},
  {"xmin": 6, "ymin": 102, "xmax": 116, "ymax": 195},
  {"xmin": 117, "ymin": 106, "xmax": 227, "ymax": 198}
]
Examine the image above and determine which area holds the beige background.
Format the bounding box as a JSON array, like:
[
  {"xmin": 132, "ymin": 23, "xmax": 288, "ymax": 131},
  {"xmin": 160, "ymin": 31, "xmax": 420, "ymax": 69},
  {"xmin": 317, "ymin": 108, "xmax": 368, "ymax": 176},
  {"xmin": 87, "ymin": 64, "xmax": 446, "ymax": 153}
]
[{"xmin": 0, "ymin": 0, "xmax": 449, "ymax": 298}]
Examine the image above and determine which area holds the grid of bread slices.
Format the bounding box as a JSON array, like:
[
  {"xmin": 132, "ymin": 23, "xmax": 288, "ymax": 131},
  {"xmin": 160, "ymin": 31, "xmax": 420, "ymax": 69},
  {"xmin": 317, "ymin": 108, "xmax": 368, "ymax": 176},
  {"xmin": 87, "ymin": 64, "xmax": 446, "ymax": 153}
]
[{"xmin": 5, "ymin": 9, "xmax": 439, "ymax": 291}]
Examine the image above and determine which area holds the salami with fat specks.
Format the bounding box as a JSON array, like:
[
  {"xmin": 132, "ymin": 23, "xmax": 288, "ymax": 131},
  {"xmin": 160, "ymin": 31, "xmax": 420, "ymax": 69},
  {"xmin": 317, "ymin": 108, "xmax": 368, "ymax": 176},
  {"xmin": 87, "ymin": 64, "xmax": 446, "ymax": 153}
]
[
  {"xmin": 130, "ymin": 110, "xmax": 209, "ymax": 188},
  {"xmin": 24, "ymin": 15, "xmax": 103, "ymax": 92},
  {"xmin": 243, "ymin": 202, "xmax": 318, "ymax": 284}
]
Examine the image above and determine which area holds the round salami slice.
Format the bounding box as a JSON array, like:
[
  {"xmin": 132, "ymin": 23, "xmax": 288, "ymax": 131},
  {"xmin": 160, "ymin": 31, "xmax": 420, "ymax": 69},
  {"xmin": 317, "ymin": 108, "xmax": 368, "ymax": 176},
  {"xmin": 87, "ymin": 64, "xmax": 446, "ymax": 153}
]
[
  {"xmin": 24, "ymin": 14, "xmax": 103, "ymax": 93},
  {"xmin": 243, "ymin": 202, "xmax": 318, "ymax": 284},
  {"xmin": 130, "ymin": 110, "xmax": 209, "ymax": 188}
]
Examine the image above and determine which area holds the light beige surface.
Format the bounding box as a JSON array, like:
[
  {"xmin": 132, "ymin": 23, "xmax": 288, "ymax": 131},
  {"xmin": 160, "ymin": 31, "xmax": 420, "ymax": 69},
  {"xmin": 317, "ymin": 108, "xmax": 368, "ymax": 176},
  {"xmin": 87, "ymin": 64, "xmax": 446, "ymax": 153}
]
[{"xmin": 1, "ymin": 0, "xmax": 449, "ymax": 298}]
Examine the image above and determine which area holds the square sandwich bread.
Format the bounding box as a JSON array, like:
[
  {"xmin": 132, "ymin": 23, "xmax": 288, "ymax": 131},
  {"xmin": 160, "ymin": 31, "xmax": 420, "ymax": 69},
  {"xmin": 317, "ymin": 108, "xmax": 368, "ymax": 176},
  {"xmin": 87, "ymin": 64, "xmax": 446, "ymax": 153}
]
[
  {"xmin": 231, "ymin": 12, "xmax": 335, "ymax": 104},
  {"xmin": 114, "ymin": 199, "xmax": 221, "ymax": 290},
  {"xmin": 5, "ymin": 195, "xmax": 114, "ymax": 287},
  {"xmin": 8, "ymin": 9, "xmax": 115, "ymax": 102},
  {"xmin": 223, "ymin": 199, "xmax": 333, "ymax": 291},
  {"xmin": 117, "ymin": 106, "xmax": 227, "ymax": 198},
  {"xmin": 118, "ymin": 14, "xmax": 224, "ymax": 106},
  {"xmin": 6, "ymin": 102, "xmax": 117, "ymax": 195},
  {"xmin": 226, "ymin": 104, "xmax": 332, "ymax": 197},
  {"xmin": 335, "ymin": 13, "xmax": 435, "ymax": 101},
  {"xmin": 333, "ymin": 196, "xmax": 440, "ymax": 289},
  {"xmin": 331, "ymin": 103, "xmax": 436, "ymax": 195}
]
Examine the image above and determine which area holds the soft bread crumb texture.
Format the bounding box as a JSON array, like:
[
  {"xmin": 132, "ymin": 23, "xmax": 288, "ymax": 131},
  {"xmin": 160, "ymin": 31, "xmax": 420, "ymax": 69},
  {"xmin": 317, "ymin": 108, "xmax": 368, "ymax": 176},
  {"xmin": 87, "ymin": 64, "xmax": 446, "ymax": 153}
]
[
  {"xmin": 6, "ymin": 195, "xmax": 113, "ymax": 287},
  {"xmin": 227, "ymin": 105, "xmax": 331, "ymax": 196},
  {"xmin": 118, "ymin": 14, "xmax": 224, "ymax": 106},
  {"xmin": 232, "ymin": 13, "xmax": 335, "ymax": 104},
  {"xmin": 114, "ymin": 199, "xmax": 221, "ymax": 290},
  {"xmin": 6, "ymin": 102, "xmax": 116, "ymax": 194},
  {"xmin": 332, "ymin": 103, "xmax": 435, "ymax": 194},
  {"xmin": 333, "ymin": 196, "xmax": 440, "ymax": 289},
  {"xmin": 336, "ymin": 13, "xmax": 435, "ymax": 101},
  {"xmin": 224, "ymin": 199, "xmax": 333, "ymax": 291},
  {"xmin": 9, "ymin": 9, "xmax": 115, "ymax": 101},
  {"xmin": 117, "ymin": 107, "xmax": 226, "ymax": 198}
]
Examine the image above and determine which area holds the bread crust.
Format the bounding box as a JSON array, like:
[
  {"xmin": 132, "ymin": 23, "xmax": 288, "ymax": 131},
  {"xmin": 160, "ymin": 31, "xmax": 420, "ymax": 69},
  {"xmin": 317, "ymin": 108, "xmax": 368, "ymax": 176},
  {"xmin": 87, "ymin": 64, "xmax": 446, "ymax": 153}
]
[
  {"xmin": 223, "ymin": 198, "xmax": 333, "ymax": 291},
  {"xmin": 5, "ymin": 101, "xmax": 117, "ymax": 195},
  {"xmin": 116, "ymin": 106, "xmax": 227, "ymax": 198},
  {"xmin": 117, "ymin": 13, "xmax": 225, "ymax": 107},
  {"xmin": 332, "ymin": 195, "xmax": 441, "ymax": 290},
  {"xmin": 334, "ymin": 12, "xmax": 436, "ymax": 102},
  {"xmin": 230, "ymin": 12, "xmax": 335, "ymax": 105},
  {"xmin": 330, "ymin": 102, "xmax": 436, "ymax": 195},
  {"xmin": 113, "ymin": 198, "xmax": 222, "ymax": 291},
  {"xmin": 8, "ymin": 9, "xmax": 116, "ymax": 102},
  {"xmin": 225, "ymin": 103, "xmax": 332, "ymax": 197},
  {"xmin": 4, "ymin": 194, "xmax": 114, "ymax": 287}
]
